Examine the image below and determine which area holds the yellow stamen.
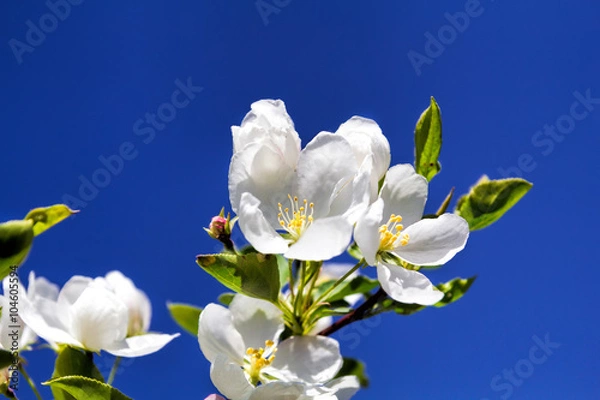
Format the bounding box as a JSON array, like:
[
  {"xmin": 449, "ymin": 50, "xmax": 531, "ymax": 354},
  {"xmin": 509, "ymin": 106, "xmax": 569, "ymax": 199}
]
[
  {"xmin": 378, "ymin": 214, "xmax": 410, "ymax": 251},
  {"xmin": 277, "ymin": 194, "xmax": 315, "ymax": 240},
  {"xmin": 244, "ymin": 340, "xmax": 278, "ymax": 386}
]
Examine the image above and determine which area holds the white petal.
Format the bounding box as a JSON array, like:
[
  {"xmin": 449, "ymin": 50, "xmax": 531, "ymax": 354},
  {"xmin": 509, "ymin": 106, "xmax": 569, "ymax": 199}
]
[
  {"xmin": 210, "ymin": 354, "xmax": 254, "ymax": 400},
  {"xmin": 238, "ymin": 192, "xmax": 290, "ymax": 254},
  {"xmin": 307, "ymin": 316, "xmax": 332, "ymax": 336},
  {"xmin": 232, "ymin": 99, "xmax": 300, "ymax": 166},
  {"xmin": 56, "ymin": 275, "xmax": 93, "ymax": 330},
  {"xmin": 229, "ymin": 294, "xmax": 284, "ymax": 350},
  {"xmin": 354, "ymin": 198, "xmax": 384, "ymax": 266},
  {"xmin": 330, "ymin": 155, "xmax": 375, "ymax": 223},
  {"xmin": 323, "ymin": 376, "xmax": 361, "ymax": 400},
  {"xmin": 28, "ymin": 271, "xmax": 60, "ymax": 302},
  {"xmin": 294, "ymin": 132, "xmax": 357, "ymax": 219},
  {"xmin": 376, "ymin": 263, "xmax": 443, "ymax": 306},
  {"xmin": 245, "ymin": 382, "xmax": 306, "ymax": 400},
  {"xmin": 380, "ymin": 164, "xmax": 428, "ymax": 228},
  {"xmin": 335, "ymin": 116, "xmax": 391, "ymax": 180},
  {"xmin": 268, "ymin": 336, "xmax": 343, "ymax": 384},
  {"xmin": 105, "ymin": 333, "xmax": 179, "ymax": 357},
  {"xmin": 19, "ymin": 293, "xmax": 81, "ymax": 347},
  {"xmin": 393, "ymin": 214, "xmax": 469, "ymax": 266},
  {"xmin": 198, "ymin": 303, "xmax": 246, "ymax": 364},
  {"xmin": 69, "ymin": 286, "xmax": 129, "ymax": 352},
  {"xmin": 105, "ymin": 271, "xmax": 152, "ymax": 335},
  {"xmin": 229, "ymin": 142, "xmax": 294, "ymax": 223},
  {"xmin": 284, "ymin": 216, "xmax": 352, "ymax": 261}
]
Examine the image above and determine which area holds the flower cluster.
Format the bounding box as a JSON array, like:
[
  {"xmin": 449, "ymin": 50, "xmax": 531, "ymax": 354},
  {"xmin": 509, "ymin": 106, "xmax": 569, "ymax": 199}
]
[{"xmin": 186, "ymin": 99, "xmax": 511, "ymax": 400}]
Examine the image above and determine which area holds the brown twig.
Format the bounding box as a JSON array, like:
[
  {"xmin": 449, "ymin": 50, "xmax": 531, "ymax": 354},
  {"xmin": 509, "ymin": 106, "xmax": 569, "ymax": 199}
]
[{"xmin": 318, "ymin": 287, "xmax": 387, "ymax": 337}]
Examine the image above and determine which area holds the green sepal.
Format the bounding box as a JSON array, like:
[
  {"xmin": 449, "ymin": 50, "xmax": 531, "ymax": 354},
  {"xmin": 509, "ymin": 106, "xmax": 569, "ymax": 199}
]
[
  {"xmin": 0, "ymin": 220, "xmax": 34, "ymax": 280},
  {"xmin": 51, "ymin": 346, "xmax": 105, "ymax": 400},
  {"xmin": 276, "ymin": 255, "xmax": 290, "ymax": 289},
  {"xmin": 414, "ymin": 96, "xmax": 442, "ymax": 181},
  {"xmin": 455, "ymin": 176, "xmax": 532, "ymax": 231},
  {"xmin": 436, "ymin": 187, "xmax": 455, "ymax": 216},
  {"xmin": 347, "ymin": 242, "xmax": 363, "ymax": 261},
  {"xmin": 334, "ymin": 357, "xmax": 370, "ymax": 388},
  {"xmin": 25, "ymin": 204, "xmax": 77, "ymax": 236},
  {"xmin": 167, "ymin": 302, "xmax": 203, "ymax": 337},
  {"xmin": 43, "ymin": 376, "xmax": 132, "ymax": 400},
  {"xmin": 197, "ymin": 252, "xmax": 280, "ymax": 303},
  {"xmin": 314, "ymin": 275, "xmax": 379, "ymax": 304}
]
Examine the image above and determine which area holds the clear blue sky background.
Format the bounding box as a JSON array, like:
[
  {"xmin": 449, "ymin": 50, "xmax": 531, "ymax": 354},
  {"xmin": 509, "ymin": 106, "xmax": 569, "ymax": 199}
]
[{"xmin": 1, "ymin": 1, "xmax": 599, "ymax": 399}]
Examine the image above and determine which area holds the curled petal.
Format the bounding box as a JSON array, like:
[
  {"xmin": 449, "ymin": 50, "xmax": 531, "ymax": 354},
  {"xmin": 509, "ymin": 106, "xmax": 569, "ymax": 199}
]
[
  {"xmin": 238, "ymin": 192, "xmax": 289, "ymax": 255},
  {"xmin": 105, "ymin": 333, "xmax": 180, "ymax": 358},
  {"xmin": 354, "ymin": 198, "xmax": 384, "ymax": 266},
  {"xmin": 198, "ymin": 303, "xmax": 246, "ymax": 364},
  {"xmin": 380, "ymin": 164, "xmax": 428, "ymax": 228},
  {"xmin": 210, "ymin": 355, "xmax": 254, "ymax": 400},
  {"xmin": 377, "ymin": 263, "xmax": 443, "ymax": 306},
  {"xmin": 393, "ymin": 214, "xmax": 469, "ymax": 266}
]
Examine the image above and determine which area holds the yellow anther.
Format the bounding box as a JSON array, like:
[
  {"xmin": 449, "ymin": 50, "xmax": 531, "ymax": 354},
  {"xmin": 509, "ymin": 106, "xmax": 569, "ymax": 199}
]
[
  {"xmin": 244, "ymin": 339, "xmax": 278, "ymax": 386},
  {"xmin": 265, "ymin": 340, "xmax": 274, "ymax": 347},
  {"xmin": 378, "ymin": 214, "xmax": 409, "ymax": 252},
  {"xmin": 277, "ymin": 194, "xmax": 315, "ymax": 241}
]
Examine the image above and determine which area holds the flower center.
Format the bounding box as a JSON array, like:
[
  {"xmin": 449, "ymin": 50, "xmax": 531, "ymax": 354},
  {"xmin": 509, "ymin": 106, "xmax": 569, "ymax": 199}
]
[
  {"xmin": 379, "ymin": 214, "xmax": 409, "ymax": 252},
  {"xmin": 244, "ymin": 340, "xmax": 278, "ymax": 386},
  {"xmin": 277, "ymin": 195, "xmax": 314, "ymax": 240}
]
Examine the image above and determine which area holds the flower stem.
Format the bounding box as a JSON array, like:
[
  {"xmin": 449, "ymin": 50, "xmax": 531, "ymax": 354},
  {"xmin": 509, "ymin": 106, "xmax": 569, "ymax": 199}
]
[
  {"xmin": 318, "ymin": 287, "xmax": 387, "ymax": 337},
  {"xmin": 107, "ymin": 357, "xmax": 122, "ymax": 386},
  {"xmin": 19, "ymin": 364, "xmax": 43, "ymax": 400},
  {"xmin": 311, "ymin": 259, "xmax": 365, "ymax": 307},
  {"xmin": 287, "ymin": 259, "xmax": 296, "ymax": 300}
]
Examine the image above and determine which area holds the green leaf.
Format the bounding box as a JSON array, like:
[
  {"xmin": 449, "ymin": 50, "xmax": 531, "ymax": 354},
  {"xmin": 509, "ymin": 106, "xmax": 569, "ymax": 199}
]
[
  {"xmin": 197, "ymin": 252, "xmax": 281, "ymax": 303},
  {"xmin": 0, "ymin": 350, "xmax": 13, "ymax": 370},
  {"xmin": 44, "ymin": 376, "xmax": 132, "ymax": 400},
  {"xmin": 414, "ymin": 96, "xmax": 442, "ymax": 181},
  {"xmin": 335, "ymin": 357, "xmax": 370, "ymax": 388},
  {"xmin": 167, "ymin": 302, "xmax": 203, "ymax": 337},
  {"xmin": 432, "ymin": 276, "xmax": 477, "ymax": 308},
  {"xmin": 217, "ymin": 293, "xmax": 235, "ymax": 307},
  {"xmin": 51, "ymin": 346, "xmax": 105, "ymax": 400},
  {"xmin": 455, "ymin": 176, "xmax": 532, "ymax": 231},
  {"xmin": 0, "ymin": 219, "xmax": 34, "ymax": 280},
  {"xmin": 25, "ymin": 204, "xmax": 77, "ymax": 236}
]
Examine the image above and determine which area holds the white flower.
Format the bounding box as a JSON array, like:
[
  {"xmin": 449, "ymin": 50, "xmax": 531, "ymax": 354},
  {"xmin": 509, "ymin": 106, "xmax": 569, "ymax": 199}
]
[
  {"xmin": 19, "ymin": 272, "xmax": 178, "ymax": 357},
  {"xmin": 198, "ymin": 294, "xmax": 359, "ymax": 400},
  {"xmin": 355, "ymin": 164, "xmax": 470, "ymax": 305},
  {"xmin": 229, "ymin": 100, "xmax": 389, "ymax": 261}
]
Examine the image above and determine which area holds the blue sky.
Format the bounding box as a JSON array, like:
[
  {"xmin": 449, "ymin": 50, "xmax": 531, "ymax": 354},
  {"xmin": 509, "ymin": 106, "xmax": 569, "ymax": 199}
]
[{"xmin": 1, "ymin": 1, "xmax": 599, "ymax": 399}]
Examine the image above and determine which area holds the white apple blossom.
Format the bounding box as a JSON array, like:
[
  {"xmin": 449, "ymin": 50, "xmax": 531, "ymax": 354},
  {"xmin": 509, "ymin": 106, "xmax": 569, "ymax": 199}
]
[
  {"xmin": 19, "ymin": 271, "xmax": 178, "ymax": 357},
  {"xmin": 355, "ymin": 164, "xmax": 470, "ymax": 305},
  {"xmin": 229, "ymin": 100, "xmax": 390, "ymax": 261},
  {"xmin": 198, "ymin": 294, "xmax": 359, "ymax": 400}
]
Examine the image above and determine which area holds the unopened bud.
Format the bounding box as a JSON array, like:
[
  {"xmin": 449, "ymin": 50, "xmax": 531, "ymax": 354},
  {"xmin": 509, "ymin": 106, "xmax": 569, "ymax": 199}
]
[{"xmin": 208, "ymin": 216, "xmax": 228, "ymax": 239}]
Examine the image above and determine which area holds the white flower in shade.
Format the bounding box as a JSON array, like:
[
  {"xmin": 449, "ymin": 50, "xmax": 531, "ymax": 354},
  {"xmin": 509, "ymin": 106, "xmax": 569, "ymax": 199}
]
[
  {"xmin": 355, "ymin": 164, "xmax": 470, "ymax": 305},
  {"xmin": 229, "ymin": 100, "xmax": 390, "ymax": 261},
  {"xmin": 19, "ymin": 272, "xmax": 178, "ymax": 357},
  {"xmin": 198, "ymin": 294, "xmax": 359, "ymax": 400}
]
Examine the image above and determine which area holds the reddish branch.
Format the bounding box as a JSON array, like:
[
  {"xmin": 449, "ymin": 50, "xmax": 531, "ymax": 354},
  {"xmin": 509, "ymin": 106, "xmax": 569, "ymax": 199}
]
[{"xmin": 318, "ymin": 288, "xmax": 387, "ymax": 337}]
